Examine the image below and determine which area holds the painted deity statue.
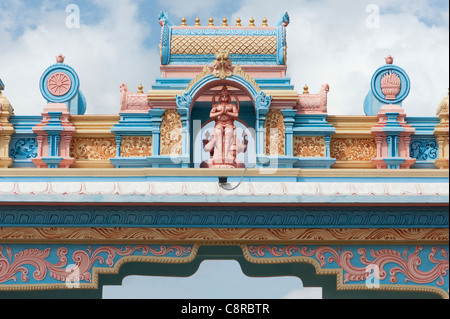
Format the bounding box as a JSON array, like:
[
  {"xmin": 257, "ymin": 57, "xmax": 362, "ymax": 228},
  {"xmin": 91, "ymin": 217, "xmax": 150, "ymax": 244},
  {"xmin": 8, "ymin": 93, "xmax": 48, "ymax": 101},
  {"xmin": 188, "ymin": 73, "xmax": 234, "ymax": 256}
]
[{"xmin": 201, "ymin": 86, "xmax": 247, "ymax": 168}]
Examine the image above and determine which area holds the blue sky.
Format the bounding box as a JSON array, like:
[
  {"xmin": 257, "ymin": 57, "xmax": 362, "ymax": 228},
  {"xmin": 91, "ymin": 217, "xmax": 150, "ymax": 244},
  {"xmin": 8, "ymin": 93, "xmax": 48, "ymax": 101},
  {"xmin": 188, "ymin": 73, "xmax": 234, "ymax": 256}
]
[
  {"xmin": 103, "ymin": 260, "xmax": 322, "ymax": 299},
  {"xmin": 0, "ymin": 0, "xmax": 449, "ymax": 299},
  {"xmin": 0, "ymin": 0, "xmax": 448, "ymax": 116}
]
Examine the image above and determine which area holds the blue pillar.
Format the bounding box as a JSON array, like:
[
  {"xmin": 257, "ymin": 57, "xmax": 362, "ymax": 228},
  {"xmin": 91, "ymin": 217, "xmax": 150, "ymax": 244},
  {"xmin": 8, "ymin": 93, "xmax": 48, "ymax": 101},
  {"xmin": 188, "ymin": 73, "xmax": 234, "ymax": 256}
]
[
  {"xmin": 383, "ymin": 112, "xmax": 406, "ymax": 169},
  {"xmin": 43, "ymin": 112, "xmax": 63, "ymax": 168},
  {"xmin": 149, "ymin": 109, "xmax": 165, "ymax": 156},
  {"xmin": 281, "ymin": 109, "xmax": 297, "ymax": 157}
]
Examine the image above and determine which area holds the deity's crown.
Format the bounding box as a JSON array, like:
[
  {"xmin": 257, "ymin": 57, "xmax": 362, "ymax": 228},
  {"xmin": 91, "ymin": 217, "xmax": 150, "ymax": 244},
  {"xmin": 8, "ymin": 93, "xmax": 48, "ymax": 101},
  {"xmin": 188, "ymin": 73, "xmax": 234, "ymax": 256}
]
[{"xmin": 220, "ymin": 86, "xmax": 229, "ymax": 95}]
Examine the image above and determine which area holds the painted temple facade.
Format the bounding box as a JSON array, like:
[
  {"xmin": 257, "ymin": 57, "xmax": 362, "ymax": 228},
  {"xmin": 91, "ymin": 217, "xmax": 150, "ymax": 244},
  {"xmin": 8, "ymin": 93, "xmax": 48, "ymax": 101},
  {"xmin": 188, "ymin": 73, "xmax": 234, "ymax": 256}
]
[{"xmin": 0, "ymin": 12, "xmax": 448, "ymax": 299}]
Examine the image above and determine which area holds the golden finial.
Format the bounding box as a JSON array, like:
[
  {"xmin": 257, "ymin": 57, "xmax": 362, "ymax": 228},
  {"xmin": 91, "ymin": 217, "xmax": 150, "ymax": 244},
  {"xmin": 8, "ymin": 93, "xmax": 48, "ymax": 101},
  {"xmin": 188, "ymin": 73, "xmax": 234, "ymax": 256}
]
[
  {"xmin": 262, "ymin": 17, "xmax": 268, "ymax": 27},
  {"xmin": 138, "ymin": 84, "xmax": 144, "ymax": 94},
  {"xmin": 236, "ymin": 17, "xmax": 242, "ymax": 27},
  {"xmin": 181, "ymin": 17, "xmax": 187, "ymax": 26},
  {"xmin": 222, "ymin": 17, "xmax": 228, "ymax": 26},
  {"xmin": 195, "ymin": 17, "xmax": 201, "ymax": 26},
  {"xmin": 303, "ymin": 84, "xmax": 309, "ymax": 94},
  {"xmin": 249, "ymin": 17, "xmax": 255, "ymax": 27},
  {"xmin": 437, "ymin": 89, "xmax": 450, "ymax": 115},
  {"xmin": 208, "ymin": 17, "xmax": 214, "ymax": 26}
]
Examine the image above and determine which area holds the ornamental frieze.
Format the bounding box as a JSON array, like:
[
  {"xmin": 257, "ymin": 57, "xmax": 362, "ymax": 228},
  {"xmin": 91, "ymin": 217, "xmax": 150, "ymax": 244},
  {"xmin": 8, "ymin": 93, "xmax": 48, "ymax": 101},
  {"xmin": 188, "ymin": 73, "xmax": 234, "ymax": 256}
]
[
  {"xmin": 243, "ymin": 244, "xmax": 449, "ymax": 299},
  {"xmin": 264, "ymin": 109, "xmax": 285, "ymax": 156},
  {"xmin": 0, "ymin": 244, "xmax": 196, "ymax": 290},
  {"xmin": 330, "ymin": 138, "xmax": 377, "ymax": 161},
  {"xmin": 293, "ymin": 136, "xmax": 325, "ymax": 157},
  {"xmin": 160, "ymin": 110, "xmax": 182, "ymax": 156},
  {"xmin": 120, "ymin": 136, "xmax": 153, "ymax": 157},
  {"xmin": 0, "ymin": 227, "xmax": 447, "ymax": 244},
  {"xmin": 70, "ymin": 137, "xmax": 116, "ymax": 160}
]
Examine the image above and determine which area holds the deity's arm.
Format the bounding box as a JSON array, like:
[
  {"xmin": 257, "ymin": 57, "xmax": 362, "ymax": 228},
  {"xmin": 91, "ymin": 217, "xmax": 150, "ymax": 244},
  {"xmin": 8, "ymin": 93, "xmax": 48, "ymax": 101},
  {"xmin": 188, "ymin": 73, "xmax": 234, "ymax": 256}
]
[
  {"xmin": 224, "ymin": 105, "xmax": 239, "ymax": 119},
  {"xmin": 210, "ymin": 105, "xmax": 225, "ymax": 119}
]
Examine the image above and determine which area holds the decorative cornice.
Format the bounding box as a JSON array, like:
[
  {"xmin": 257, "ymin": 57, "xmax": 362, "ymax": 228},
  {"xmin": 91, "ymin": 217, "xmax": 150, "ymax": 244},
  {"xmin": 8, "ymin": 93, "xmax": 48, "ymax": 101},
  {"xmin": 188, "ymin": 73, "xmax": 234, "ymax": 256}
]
[
  {"xmin": 0, "ymin": 168, "xmax": 447, "ymax": 178},
  {"xmin": 0, "ymin": 227, "xmax": 447, "ymax": 244},
  {"xmin": 0, "ymin": 205, "xmax": 447, "ymax": 228}
]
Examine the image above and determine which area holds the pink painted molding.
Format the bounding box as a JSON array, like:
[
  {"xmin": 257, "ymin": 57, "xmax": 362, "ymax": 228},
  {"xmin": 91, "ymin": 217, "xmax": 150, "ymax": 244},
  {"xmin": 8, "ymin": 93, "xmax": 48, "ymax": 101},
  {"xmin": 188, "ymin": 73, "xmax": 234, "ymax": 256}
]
[
  {"xmin": 371, "ymin": 105, "xmax": 416, "ymax": 169},
  {"xmin": 160, "ymin": 65, "xmax": 287, "ymax": 79},
  {"xmin": 32, "ymin": 103, "xmax": 75, "ymax": 168},
  {"xmin": 297, "ymin": 84, "xmax": 329, "ymax": 114},
  {"xmin": 120, "ymin": 83, "xmax": 151, "ymax": 113},
  {"xmin": 0, "ymin": 181, "xmax": 448, "ymax": 198}
]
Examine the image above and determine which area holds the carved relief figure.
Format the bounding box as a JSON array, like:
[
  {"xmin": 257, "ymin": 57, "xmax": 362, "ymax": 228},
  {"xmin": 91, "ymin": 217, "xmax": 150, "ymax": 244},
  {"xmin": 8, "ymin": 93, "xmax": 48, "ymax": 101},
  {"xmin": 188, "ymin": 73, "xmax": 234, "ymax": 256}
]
[{"xmin": 201, "ymin": 86, "xmax": 248, "ymax": 168}]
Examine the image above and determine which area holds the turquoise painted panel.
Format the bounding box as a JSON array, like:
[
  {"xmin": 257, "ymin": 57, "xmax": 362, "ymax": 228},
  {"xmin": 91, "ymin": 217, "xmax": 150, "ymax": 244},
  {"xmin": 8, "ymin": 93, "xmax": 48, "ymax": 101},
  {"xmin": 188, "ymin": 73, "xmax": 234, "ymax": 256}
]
[
  {"xmin": 0, "ymin": 206, "xmax": 447, "ymax": 228},
  {"xmin": 246, "ymin": 244, "xmax": 449, "ymax": 298},
  {"xmin": 9, "ymin": 137, "xmax": 38, "ymax": 160},
  {"xmin": 169, "ymin": 54, "xmax": 277, "ymax": 65},
  {"xmin": 410, "ymin": 139, "xmax": 439, "ymax": 161},
  {"xmin": 0, "ymin": 244, "xmax": 194, "ymax": 287}
]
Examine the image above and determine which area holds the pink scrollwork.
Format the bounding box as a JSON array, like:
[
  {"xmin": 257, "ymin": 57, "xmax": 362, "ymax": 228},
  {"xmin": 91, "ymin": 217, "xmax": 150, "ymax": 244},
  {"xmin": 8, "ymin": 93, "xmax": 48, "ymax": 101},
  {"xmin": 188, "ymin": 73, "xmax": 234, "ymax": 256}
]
[
  {"xmin": 0, "ymin": 245, "xmax": 192, "ymax": 284},
  {"xmin": 248, "ymin": 245, "xmax": 449, "ymax": 287}
]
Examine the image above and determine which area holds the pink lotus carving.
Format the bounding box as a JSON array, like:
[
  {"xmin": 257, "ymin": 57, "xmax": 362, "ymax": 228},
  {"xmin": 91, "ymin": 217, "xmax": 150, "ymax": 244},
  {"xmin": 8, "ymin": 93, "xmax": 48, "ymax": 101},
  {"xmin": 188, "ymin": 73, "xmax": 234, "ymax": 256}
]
[{"xmin": 381, "ymin": 71, "xmax": 401, "ymax": 100}]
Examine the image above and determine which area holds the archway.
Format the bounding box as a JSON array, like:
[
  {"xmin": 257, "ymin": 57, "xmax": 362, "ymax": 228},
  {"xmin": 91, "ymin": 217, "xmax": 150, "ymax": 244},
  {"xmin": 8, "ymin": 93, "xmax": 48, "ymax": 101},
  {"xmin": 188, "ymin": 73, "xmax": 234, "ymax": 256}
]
[{"xmin": 189, "ymin": 82, "xmax": 257, "ymax": 168}]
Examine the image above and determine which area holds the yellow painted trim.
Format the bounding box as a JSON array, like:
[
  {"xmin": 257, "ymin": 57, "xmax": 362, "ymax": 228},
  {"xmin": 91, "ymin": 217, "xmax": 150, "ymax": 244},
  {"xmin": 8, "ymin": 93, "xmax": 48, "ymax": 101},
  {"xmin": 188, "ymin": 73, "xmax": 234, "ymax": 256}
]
[
  {"xmin": 71, "ymin": 160, "xmax": 115, "ymax": 169},
  {"xmin": 70, "ymin": 115, "xmax": 119, "ymax": 135},
  {"xmin": 328, "ymin": 115, "xmax": 378, "ymax": 138},
  {"xmin": 332, "ymin": 161, "xmax": 376, "ymax": 169},
  {"xmin": 0, "ymin": 227, "xmax": 447, "ymax": 245}
]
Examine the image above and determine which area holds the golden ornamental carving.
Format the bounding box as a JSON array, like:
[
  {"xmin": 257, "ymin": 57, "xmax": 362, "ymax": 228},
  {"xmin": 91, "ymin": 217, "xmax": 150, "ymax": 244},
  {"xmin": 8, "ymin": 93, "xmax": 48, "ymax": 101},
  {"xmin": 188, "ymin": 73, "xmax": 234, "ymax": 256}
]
[
  {"xmin": 1, "ymin": 227, "xmax": 446, "ymax": 243},
  {"xmin": 436, "ymin": 90, "xmax": 449, "ymax": 117},
  {"xmin": 184, "ymin": 64, "xmax": 260, "ymax": 97},
  {"xmin": 186, "ymin": 66, "xmax": 211, "ymax": 92},
  {"xmin": 213, "ymin": 50, "xmax": 233, "ymax": 80},
  {"xmin": 330, "ymin": 138, "xmax": 377, "ymax": 161},
  {"xmin": 293, "ymin": 136, "xmax": 325, "ymax": 157},
  {"xmin": 264, "ymin": 110, "xmax": 285, "ymax": 156},
  {"xmin": 0, "ymin": 90, "xmax": 14, "ymax": 115},
  {"xmin": 160, "ymin": 109, "xmax": 182, "ymax": 156},
  {"xmin": 121, "ymin": 136, "xmax": 153, "ymax": 157},
  {"xmin": 170, "ymin": 35, "xmax": 277, "ymax": 55},
  {"xmin": 70, "ymin": 137, "xmax": 116, "ymax": 160}
]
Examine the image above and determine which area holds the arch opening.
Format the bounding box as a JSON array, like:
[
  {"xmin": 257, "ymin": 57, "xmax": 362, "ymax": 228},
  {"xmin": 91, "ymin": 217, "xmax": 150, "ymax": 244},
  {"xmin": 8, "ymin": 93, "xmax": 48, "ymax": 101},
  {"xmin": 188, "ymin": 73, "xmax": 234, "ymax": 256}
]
[
  {"xmin": 188, "ymin": 81, "xmax": 258, "ymax": 168},
  {"xmin": 102, "ymin": 259, "xmax": 321, "ymax": 299}
]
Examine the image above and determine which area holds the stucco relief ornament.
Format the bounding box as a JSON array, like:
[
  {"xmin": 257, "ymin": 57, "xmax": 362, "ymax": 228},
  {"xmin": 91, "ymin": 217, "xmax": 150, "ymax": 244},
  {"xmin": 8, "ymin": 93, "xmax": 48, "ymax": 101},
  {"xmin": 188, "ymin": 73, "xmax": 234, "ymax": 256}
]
[
  {"xmin": 380, "ymin": 56, "xmax": 401, "ymax": 100},
  {"xmin": 213, "ymin": 50, "xmax": 233, "ymax": 80},
  {"xmin": 201, "ymin": 86, "xmax": 248, "ymax": 168},
  {"xmin": 46, "ymin": 53, "xmax": 71, "ymax": 96},
  {"xmin": 47, "ymin": 72, "xmax": 72, "ymax": 96}
]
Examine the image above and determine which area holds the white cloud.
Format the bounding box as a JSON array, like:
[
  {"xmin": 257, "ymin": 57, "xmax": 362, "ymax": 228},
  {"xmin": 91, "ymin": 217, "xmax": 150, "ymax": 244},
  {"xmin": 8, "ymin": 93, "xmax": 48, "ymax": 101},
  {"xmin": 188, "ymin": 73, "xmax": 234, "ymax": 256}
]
[
  {"xmin": 0, "ymin": 0, "xmax": 448, "ymax": 117},
  {"xmin": 232, "ymin": 0, "xmax": 449, "ymax": 116},
  {"xmin": 0, "ymin": 0, "xmax": 160, "ymax": 115}
]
